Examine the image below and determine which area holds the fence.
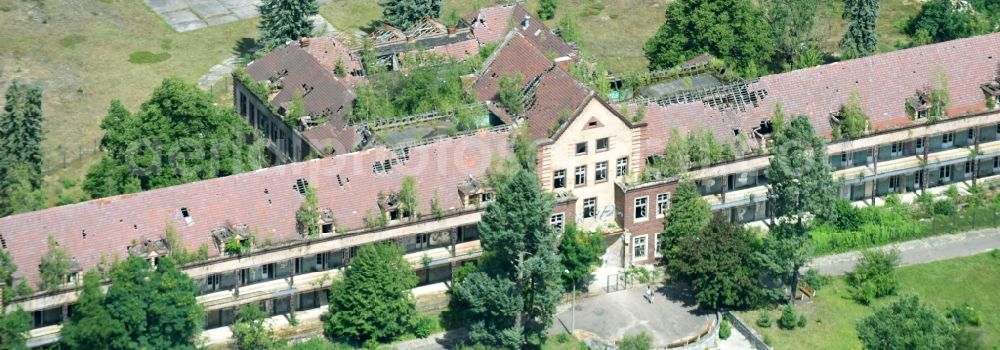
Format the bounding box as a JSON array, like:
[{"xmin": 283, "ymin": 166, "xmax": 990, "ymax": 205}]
[
  {"xmin": 42, "ymin": 140, "xmax": 101, "ymax": 175},
  {"xmin": 724, "ymin": 310, "xmax": 773, "ymax": 350},
  {"xmin": 605, "ymin": 273, "xmax": 633, "ymax": 293}
]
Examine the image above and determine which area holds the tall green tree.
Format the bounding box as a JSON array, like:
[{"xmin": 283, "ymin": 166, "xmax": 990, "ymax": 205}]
[
  {"xmin": 39, "ymin": 236, "xmax": 73, "ymax": 292},
  {"xmin": 83, "ymin": 78, "xmax": 264, "ymax": 199},
  {"xmin": 381, "ymin": 0, "xmax": 442, "ymax": 30},
  {"xmin": 60, "ymin": 271, "xmax": 126, "ymax": 350},
  {"xmin": 643, "ymin": 0, "xmax": 774, "ymax": 76},
  {"xmin": 0, "ymin": 80, "xmax": 44, "ymax": 216},
  {"xmin": 669, "ymin": 216, "xmax": 768, "ymax": 309},
  {"xmin": 841, "ymin": 0, "xmax": 880, "ymax": 57},
  {"xmin": 856, "ymin": 294, "xmax": 959, "ymax": 350},
  {"xmin": 659, "ymin": 180, "xmax": 711, "ymax": 260},
  {"xmin": 764, "ymin": 0, "xmax": 820, "ymax": 70},
  {"xmin": 325, "ymin": 243, "xmax": 420, "ymax": 345},
  {"xmin": 558, "ymin": 222, "xmax": 603, "ymax": 291},
  {"xmin": 765, "ymin": 115, "xmax": 835, "ymax": 303},
  {"xmin": 0, "ymin": 250, "xmax": 31, "ymax": 306},
  {"xmin": 296, "ymin": 186, "xmax": 320, "ymax": 236},
  {"xmin": 104, "ymin": 256, "xmax": 204, "ymax": 349},
  {"xmin": 454, "ymin": 159, "xmax": 562, "ymax": 348},
  {"xmin": 0, "ymin": 307, "xmax": 30, "ymax": 350},
  {"xmin": 757, "ymin": 222, "xmax": 813, "ymax": 304},
  {"xmin": 257, "ymin": 0, "xmax": 319, "ymax": 50}
]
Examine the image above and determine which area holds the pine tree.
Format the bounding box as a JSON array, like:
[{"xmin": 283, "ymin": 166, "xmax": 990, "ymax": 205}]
[
  {"xmin": 0, "ymin": 80, "xmax": 44, "ymax": 215},
  {"xmin": 258, "ymin": 0, "xmax": 320, "ymax": 50},
  {"xmin": 325, "ymin": 242, "xmax": 419, "ymax": 345},
  {"xmin": 381, "ymin": 0, "xmax": 443, "ymax": 30},
  {"xmin": 841, "ymin": 0, "xmax": 880, "ymax": 57},
  {"xmin": 765, "ymin": 115, "xmax": 834, "ymax": 303},
  {"xmin": 660, "ymin": 180, "xmax": 711, "ymax": 262},
  {"xmin": 764, "ymin": 0, "xmax": 820, "ymax": 69},
  {"xmin": 454, "ymin": 163, "xmax": 562, "ymax": 347},
  {"xmin": 538, "ymin": 0, "xmax": 557, "ymax": 20},
  {"xmin": 0, "ymin": 166, "xmax": 44, "ymax": 217}
]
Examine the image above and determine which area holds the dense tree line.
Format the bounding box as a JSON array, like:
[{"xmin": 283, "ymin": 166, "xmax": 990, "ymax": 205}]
[{"xmin": 83, "ymin": 78, "xmax": 265, "ymax": 199}]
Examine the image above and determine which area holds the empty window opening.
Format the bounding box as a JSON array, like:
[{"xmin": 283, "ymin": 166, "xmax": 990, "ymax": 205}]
[
  {"xmin": 575, "ymin": 142, "xmax": 587, "ymax": 155},
  {"xmin": 0, "ymin": 234, "xmax": 6, "ymax": 249},
  {"xmin": 596, "ymin": 138, "xmax": 609, "ymax": 152},
  {"xmin": 322, "ymin": 223, "xmax": 333, "ymax": 234},
  {"xmin": 82, "ymin": 230, "xmax": 87, "ymax": 239},
  {"xmin": 294, "ymin": 178, "xmax": 310, "ymax": 194}
]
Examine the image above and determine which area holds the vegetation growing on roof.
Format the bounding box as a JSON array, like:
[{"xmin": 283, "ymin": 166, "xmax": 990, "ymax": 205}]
[
  {"xmin": 833, "ymin": 90, "xmax": 870, "ymax": 139},
  {"xmin": 286, "ymin": 90, "xmax": 306, "ymax": 127},
  {"xmin": 164, "ymin": 224, "xmax": 209, "ymax": 265},
  {"xmin": 39, "ymin": 236, "xmax": 74, "ymax": 292},
  {"xmin": 568, "ymin": 58, "xmax": 611, "ymax": 98},
  {"xmin": 297, "ymin": 186, "xmax": 321, "ymax": 236},
  {"xmin": 644, "ymin": 128, "xmax": 735, "ymax": 180},
  {"xmin": 399, "ymin": 176, "xmax": 419, "ymax": 221},
  {"xmin": 351, "ymin": 55, "xmax": 482, "ymax": 128},
  {"xmin": 498, "ymin": 74, "xmax": 526, "ymax": 117},
  {"xmin": 364, "ymin": 209, "xmax": 388, "ymax": 229}
]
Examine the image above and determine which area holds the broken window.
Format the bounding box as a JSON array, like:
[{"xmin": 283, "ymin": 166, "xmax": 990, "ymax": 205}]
[
  {"xmin": 553, "ymin": 169, "xmax": 566, "ymax": 189},
  {"xmin": 656, "ymin": 193, "xmax": 670, "ymax": 218},
  {"xmin": 596, "ymin": 138, "xmax": 609, "ymax": 152},
  {"xmin": 616, "ymin": 158, "xmax": 628, "ymax": 177},
  {"xmin": 634, "ymin": 196, "xmax": 648, "ymax": 220},
  {"xmin": 294, "ymin": 178, "xmax": 309, "ymax": 195},
  {"xmin": 907, "ymin": 90, "xmax": 932, "ymax": 119},
  {"xmin": 575, "ymin": 165, "xmax": 587, "ymax": 186},
  {"xmin": 575, "ymin": 142, "xmax": 587, "ymax": 155},
  {"xmin": 550, "ymin": 213, "xmax": 565, "ymax": 233},
  {"xmin": 583, "ymin": 197, "xmax": 596, "ymax": 219},
  {"xmin": 180, "ymin": 208, "xmax": 194, "ymax": 226},
  {"xmin": 595, "ymin": 161, "xmax": 608, "ymax": 182}
]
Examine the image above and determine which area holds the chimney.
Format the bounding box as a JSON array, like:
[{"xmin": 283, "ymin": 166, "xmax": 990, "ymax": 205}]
[
  {"xmin": 522, "ymin": 15, "xmax": 530, "ymax": 30},
  {"xmin": 299, "ymin": 38, "xmax": 311, "ymax": 47}
]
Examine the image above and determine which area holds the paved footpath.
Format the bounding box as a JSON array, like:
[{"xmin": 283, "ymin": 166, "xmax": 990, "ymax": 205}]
[{"xmin": 807, "ymin": 228, "xmax": 1000, "ymax": 275}]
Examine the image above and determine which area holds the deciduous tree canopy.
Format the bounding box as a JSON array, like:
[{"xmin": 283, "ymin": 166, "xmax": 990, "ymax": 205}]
[
  {"xmin": 856, "ymin": 294, "xmax": 959, "ymax": 350},
  {"xmin": 83, "ymin": 78, "xmax": 264, "ymax": 199}
]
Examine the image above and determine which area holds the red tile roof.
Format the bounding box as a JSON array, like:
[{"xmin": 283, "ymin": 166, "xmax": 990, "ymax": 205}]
[
  {"xmin": 637, "ymin": 33, "xmax": 1000, "ymax": 158},
  {"xmin": 246, "ymin": 44, "xmax": 356, "ymax": 128},
  {"xmin": 466, "ymin": 4, "xmax": 574, "ymax": 58},
  {"xmin": 299, "ymin": 124, "xmax": 364, "ymax": 156},
  {"xmin": 0, "ymin": 130, "xmax": 512, "ymax": 286},
  {"xmin": 303, "ymin": 36, "xmax": 365, "ymax": 85},
  {"xmin": 428, "ymin": 38, "xmax": 481, "ymax": 61},
  {"xmin": 524, "ymin": 68, "xmax": 595, "ymax": 141},
  {"xmin": 473, "ymin": 31, "xmax": 556, "ymax": 102}
]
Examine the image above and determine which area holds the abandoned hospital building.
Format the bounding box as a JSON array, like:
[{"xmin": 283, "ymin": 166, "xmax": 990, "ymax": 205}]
[{"xmin": 2, "ymin": 4, "xmax": 1000, "ymax": 347}]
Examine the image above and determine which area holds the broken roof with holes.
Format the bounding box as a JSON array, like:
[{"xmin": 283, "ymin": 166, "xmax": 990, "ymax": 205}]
[
  {"xmin": 0, "ymin": 130, "xmax": 512, "ymax": 286},
  {"xmin": 465, "ymin": 4, "xmax": 574, "ymax": 59},
  {"xmin": 634, "ymin": 32, "xmax": 1000, "ymax": 159},
  {"xmin": 246, "ymin": 43, "xmax": 356, "ymax": 127},
  {"xmin": 302, "ymin": 36, "xmax": 365, "ymax": 85}
]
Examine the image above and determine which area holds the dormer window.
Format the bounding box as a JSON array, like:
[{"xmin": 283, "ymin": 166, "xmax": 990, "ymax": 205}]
[
  {"xmin": 128, "ymin": 239, "xmax": 170, "ymax": 267},
  {"xmin": 377, "ymin": 191, "xmax": 410, "ymax": 222},
  {"xmin": 907, "ymin": 90, "xmax": 932, "ymax": 120},
  {"xmin": 458, "ymin": 176, "xmax": 494, "ymax": 207},
  {"xmin": 320, "ymin": 208, "xmax": 336, "ymax": 234},
  {"xmin": 983, "ymin": 78, "xmax": 1000, "ymax": 109},
  {"xmin": 212, "ymin": 225, "xmax": 252, "ymax": 255}
]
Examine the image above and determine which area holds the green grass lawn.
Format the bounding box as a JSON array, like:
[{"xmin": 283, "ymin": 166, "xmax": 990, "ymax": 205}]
[
  {"xmin": 0, "ymin": 0, "xmax": 257, "ymax": 201},
  {"xmin": 740, "ymin": 252, "xmax": 1000, "ymax": 349}
]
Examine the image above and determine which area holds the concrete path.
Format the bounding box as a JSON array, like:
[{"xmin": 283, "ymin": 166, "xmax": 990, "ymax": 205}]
[
  {"xmin": 715, "ymin": 328, "xmax": 753, "ymax": 350},
  {"xmin": 549, "ymin": 284, "xmax": 712, "ymax": 347},
  {"xmin": 807, "ymin": 228, "xmax": 1000, "ymax": 275},
  {"xmin": 145, "ymin": 0, "xmax": 334, "ymax": 32}
]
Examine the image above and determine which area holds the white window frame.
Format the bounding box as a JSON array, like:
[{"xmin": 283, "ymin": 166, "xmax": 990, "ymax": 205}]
[
  {"xmin": 575, "ymin": 165, "xmax": 587, "ymax": 186},
  {"xmin": 890, "ymin": 142, "xmax": 903, "ymax": 157},
  {"xmin": 553, "ymin": 169, "xmax": 566, "ymax": 189},
  {"xmin": 583, "ymin": 198, "xmax": 597, "ymax": 219},
  {"xmin": 915, "ymin": 138, "xmax": 925, "ymax": 154},
  {"xmin": 840, "ymin": 152, "xmax": 848, "ymax": 165},
  {"xmin": 595, "ymin": 161, "xmax": 608, "ymax": 182},
  {"xmin": 888, "ymin": 176, "xmax": 899, "ymax": 192},
  {"xmin": 940, "ymin": 165, "xmax": 952, "ymax": 182},
  {"xmin": 634, "ymin": 196, "xmax": 648, "ymax": 221},
  {"xmin": 942, "ymin": 132, "xmax": 955, "ymax": 148},
  {"xmin": 616, "ymin": 157, "xmax": 628, "ymax": 177},
  {"xmin": 550, "ymin": 213, "xmax": 565, "ymax": 233},
  {"xmin": 632, "ymin": 235, "xmax": 648, "ymax": 261},
  {"xmin": 914, "ymin": 170, "xmax": 924, "ymax": 189},
  {"xmin": 965, "ymin": 161, "xmax": 974, "ymax": 177},
  {"xmin": 656, "ymin": 193, "xmax": 670, "ymax": 218}
]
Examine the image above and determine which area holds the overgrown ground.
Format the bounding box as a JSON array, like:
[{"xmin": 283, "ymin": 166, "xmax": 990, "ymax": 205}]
[
  {"xmin": 318, "ymin": 0, "xmax": 667, "ymax": 74},
  {"xmin": 812, "ymin": 0, "xmax": 922, "ymax": 55},
  {"xmin": 739, "ymin": 252, "xmax": 1000, "ymax": 349},
  {"xmin": 0, "ymin": 0, "xmax": 257, "ymax": 202}
]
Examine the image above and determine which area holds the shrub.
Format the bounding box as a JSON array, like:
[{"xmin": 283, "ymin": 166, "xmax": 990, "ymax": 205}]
[
  {"xmin": 616, "ymin": 332, "xmax": 653, "ymax": 350},
  {"xmin": 719, "ymin": 318, "xmax": 731, "ymax": 339},
  {"xmin": 934, "ymin": 200, "xmax": 957, "ymax": 216},
  {"xmin": 412, "ymin": 315, "xmax": 436, "ymax": 338},
  {"xmin": 756, "ymin": 311, "xmax": 773, "ymax": 328},
  {"xmin": 128, "ymin": 51, "xmax": 171, "ymax": 64},
  {"xmin": 797, "ymin": 315, "xmax": 807, "ymax": 328},
  {"xmin": 555, "ymin": 332, "xmax": 572, "ymax": 344},
  {"xmin": 848, "ymin": 250, "xmax": 900, "ymax": 304},
  {"xmin": 803, "ymin": 268, "xmax": 827, "ymax": 290},
  {"xmin": 778, "ymin": 304, "xmax": 798, "ymax": 330},
  {"xmin": 947, "ymin": 301, "xmax": 982, "ymax": 327}
]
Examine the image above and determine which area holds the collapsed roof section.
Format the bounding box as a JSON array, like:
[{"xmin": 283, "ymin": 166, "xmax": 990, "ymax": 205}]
[
  {"xmin": 0, "ymin": 129, "xmax": 512, "ymax": 286},
  {"xmin": 634, "ymin": 32, "xmax": 1000, "ymax": 159}
]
